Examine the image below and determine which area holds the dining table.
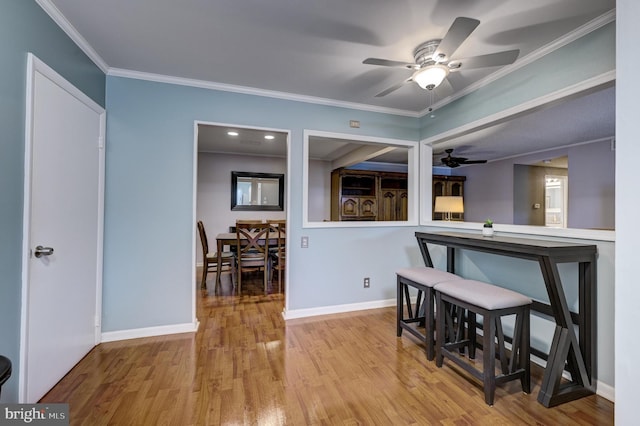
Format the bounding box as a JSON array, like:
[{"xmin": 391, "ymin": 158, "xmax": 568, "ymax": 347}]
[{"xmin": 214, "ymin": 232, "xmax": 279, "ymax": 287}]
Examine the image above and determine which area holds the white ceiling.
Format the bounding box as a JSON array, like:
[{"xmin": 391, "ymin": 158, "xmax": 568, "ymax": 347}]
[
  {"xmin": 44, "ymin": 0, "xmax": 616, "ymax": 162},
  {"xmin": 48, "ymin": 0, "xmax": 614, "ymax": 113}
]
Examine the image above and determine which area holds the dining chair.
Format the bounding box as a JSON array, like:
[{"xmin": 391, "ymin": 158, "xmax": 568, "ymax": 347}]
[
  {"xmin": 235, "ymin": 219, "xmax": 264, "ymax": 232},
  {"xmin": 267, "ymin": 220, "xmax": 286, "ymax": 293},
  {"xmin": 235, "ymin": 221, "xmax": 271, "ymax": 295},
  {"xmin": 197, "ymin": 220, "xmax": 235, "ymax": 291}
]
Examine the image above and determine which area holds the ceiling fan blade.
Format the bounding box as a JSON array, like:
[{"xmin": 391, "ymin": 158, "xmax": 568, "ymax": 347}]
[
  {"xmin": 428, "ymin": 77, "xmax": 455, "ymax": 99},
  {"xmin": 460, "ymin": 160, "xmax": 487, "ymax": 164},
  {"xmin": 374, "ymin": 79, "xmax": 411, "ymax": 97},
  {"xmin": 452, "ymin": 50, "xmax": 520, "ymax": 70},
  {"xmin": 434, "ymin": 17, "xmax": 480, "ymax": 61},
  {"xmin": 363, "ymin": 58, "xmax": 414, "ymax": 68}
]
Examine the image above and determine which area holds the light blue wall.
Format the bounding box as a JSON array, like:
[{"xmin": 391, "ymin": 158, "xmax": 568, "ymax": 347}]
[
  {"xmin": 420, "ymin": 21, "xmax": 615, "ymax": 138},
  {"xmin": 103, "ymin": 76, "xmax": 420, "ymax": 330},
  {"xmin": 0, "ymin": 1, "xmax": 105, "ymax": 402}
]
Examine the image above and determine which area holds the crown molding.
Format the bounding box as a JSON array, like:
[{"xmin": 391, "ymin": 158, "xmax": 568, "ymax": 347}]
[
  {"xmin": 420, "ymin": 9, "xmax": 616, "ymax": 117},
  {"xmin": 108, "ymin": 68, "xmax": 420, "ymax": 118},
  {"xmin": 36, "ymin": 0, "xmax": 109, "ymax": 73}
]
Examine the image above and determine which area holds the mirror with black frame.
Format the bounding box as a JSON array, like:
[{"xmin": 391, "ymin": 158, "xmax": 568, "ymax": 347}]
[{"xmin": 231, "ymin": 171, "xmax": 284, "ymax": 211}]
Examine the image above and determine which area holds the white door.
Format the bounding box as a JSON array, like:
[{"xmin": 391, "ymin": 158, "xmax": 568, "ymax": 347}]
[{"xmin": 20, "ymin": 54, "xmax": 105, "ymax": 402}]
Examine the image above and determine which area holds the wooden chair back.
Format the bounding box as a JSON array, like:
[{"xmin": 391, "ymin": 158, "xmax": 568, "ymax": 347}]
[
  {"xmin": 197, "ymin": 220, "xmax": 209, "ymax": 256},
  {"xmin": 267, "ymin": 220, "xmax": 286, "ymax": 292},
  {"xmin": 197, "ymin": 220, "xmax": 235, "ymax": 291},
  {"xmin": 235, "ymin": 221, "xmax": 271, "ymax": 294}
]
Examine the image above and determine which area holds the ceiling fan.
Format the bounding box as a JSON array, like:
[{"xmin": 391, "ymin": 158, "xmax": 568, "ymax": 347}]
[
  {"xmin": 363, "ymin": 17, "xmax": 520, "ymax": 97},
  {"xmin": 440, "ymin": 149, "xmax": 487, "ymax": 168}
]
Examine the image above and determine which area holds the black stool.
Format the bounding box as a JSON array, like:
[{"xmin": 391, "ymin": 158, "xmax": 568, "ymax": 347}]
[
  {"xmin": 396, "ymin": 267, "xmax": 463, "ymax": 360},
  {"xmin": 434, "ymin": 279, "xmax": 531, "ymax": 405},
  {"xmin": 0, "ymin": 355, "xmax": 12, "ymax": 399}
]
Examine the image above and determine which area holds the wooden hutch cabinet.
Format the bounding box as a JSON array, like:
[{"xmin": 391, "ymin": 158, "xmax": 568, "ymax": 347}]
[
  {"xmin": 432, "ymin": 175, "xmax": 466, "ymax": 220},
  {"xmin": 331, "ymin": 169, "xmax": 407, "ymax": 221}
]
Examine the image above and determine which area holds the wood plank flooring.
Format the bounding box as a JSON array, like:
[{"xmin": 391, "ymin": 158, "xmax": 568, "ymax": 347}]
[{"xmin": 41, "ymin": 271, "xmax": 613, "ymax": 425}]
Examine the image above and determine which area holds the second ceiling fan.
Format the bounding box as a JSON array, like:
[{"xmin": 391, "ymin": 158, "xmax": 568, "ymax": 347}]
[
  {"xmin": 440, "ymin": 149, "xmax": 487, "ymax": 168},
  {"xmin": 363, "ymin": 17, "xmax": 520, "ymax": 97}
]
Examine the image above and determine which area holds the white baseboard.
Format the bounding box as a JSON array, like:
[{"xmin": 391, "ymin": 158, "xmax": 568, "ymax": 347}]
[
  {"xmin": 596, "ymin": 380, "xmax": 615, "ymax": 402},
  {"xmin": 100, "ymin": 321, "xmax": 199, "ymax": 343},
  {"xmin": 282, "ymin": 298, "xmax": 396, "ymax": 320}
]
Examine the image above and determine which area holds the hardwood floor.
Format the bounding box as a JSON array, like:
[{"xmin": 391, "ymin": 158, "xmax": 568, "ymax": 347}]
[{"xmin": 41, "ymin": 271, "xmax": 613, "ymax": 425}]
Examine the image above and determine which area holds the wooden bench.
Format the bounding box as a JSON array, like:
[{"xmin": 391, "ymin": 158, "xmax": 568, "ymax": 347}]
[
  {"xmin": 434, "ymin": 279, "xmax": 532, "ymax": 406},
  {"xmin": 396, "ymin": 267, "xmax": 463, "ymax": 360}
]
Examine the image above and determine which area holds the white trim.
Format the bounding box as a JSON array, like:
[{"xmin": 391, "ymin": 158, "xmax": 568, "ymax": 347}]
[
  {"xmin": 35, "ymin": 0, "xmax": 109, "ymax": 73},
  {"xmin": 109, "ymin": 68, "xmax": 420, "ymax": 118},
  {"xmin": 101, "ymin": 322, "xmax": 199, "ymax": 343},
  {"xmin": 596, "ymin": 380, "xmax": 615, "ymax": 402},
  {"xmin": 418, "ymin": 222, "xmax": 614, "ymax": 243},
  {"xmin": 20, "ymin": 53, "xmax": 106, "ymax": 402},
  {"xmin": 283, "ymin": 298, "xmax": 396, "ymax": 320},
  {"xmin": 303, "ymin": 130, "xmax": 419, "ymax": 228},
  {"xmin": 422, "ymin": 9, "xmax": 616, "ymax": 116},
  {"xmin": 191, "ymin": 122, "xmax": 199, "ymax": 326}
]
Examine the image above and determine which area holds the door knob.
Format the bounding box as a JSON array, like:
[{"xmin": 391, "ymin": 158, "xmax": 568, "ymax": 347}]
[{"xmin": 34, "ymin": 245, "xmax": 54, "ymax": 258}]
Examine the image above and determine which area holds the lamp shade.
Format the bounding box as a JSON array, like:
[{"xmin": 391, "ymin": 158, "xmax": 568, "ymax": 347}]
[
  {"xmin": 414, "ymin": 65, "xmax": 449, "ymax": 90},
  {"xmin": 434, "ymin": 196, "xmax": 464, "ymax": 213}
]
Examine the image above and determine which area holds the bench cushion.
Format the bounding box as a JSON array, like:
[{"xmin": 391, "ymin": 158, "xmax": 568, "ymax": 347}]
[
  {"xmin": 396, "ymin": 267, "xmax": 463, "ymax": 288},
  {"xmin": 434, "ymin": 279, "xmax": 532, "ymax": 310}
]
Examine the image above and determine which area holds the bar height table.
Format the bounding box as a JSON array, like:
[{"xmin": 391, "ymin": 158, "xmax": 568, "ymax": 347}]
[{"xmin": 415, "ymin": 231, "xmax": 597, "ymax": 407}]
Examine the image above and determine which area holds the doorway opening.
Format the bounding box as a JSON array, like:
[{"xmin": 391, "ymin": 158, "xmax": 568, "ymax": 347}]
[{"xmin": 192, "ymin": 122, "xmax": 290, "ymax": 308}]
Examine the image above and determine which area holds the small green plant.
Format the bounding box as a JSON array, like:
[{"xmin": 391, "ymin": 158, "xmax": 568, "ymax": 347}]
[{"xmin": 484, "ymin": 219, "xmax": 493, "ymax": 227}]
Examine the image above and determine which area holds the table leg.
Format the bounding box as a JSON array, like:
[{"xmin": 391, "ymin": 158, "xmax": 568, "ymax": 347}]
[
  {"xmin": 215, "ymin": 239, "xmax": 223, "ymax": 294},
  {"xmin": 536, "ymin": 256, "xmax": 593, "ymax": 407}
]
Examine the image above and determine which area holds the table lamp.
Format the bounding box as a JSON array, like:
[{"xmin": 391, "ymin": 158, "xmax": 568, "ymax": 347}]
[{"xmin": 434, "ymin": 196, "xmax": 464, "ymax": 221}]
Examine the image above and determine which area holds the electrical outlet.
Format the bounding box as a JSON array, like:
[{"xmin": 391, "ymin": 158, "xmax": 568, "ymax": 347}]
[{"xmin": 364, "ymin": 277, "xmax": 370, "ymax": 288}]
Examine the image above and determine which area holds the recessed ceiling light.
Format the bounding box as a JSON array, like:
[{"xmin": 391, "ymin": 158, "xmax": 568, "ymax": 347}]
[
  {"xmin": 264, "ymin": 135, "xmax": 275, "ymax": 140},
  {"xmin": 227, "ymin": 131, "xmax": 239, "ymax": 136}
]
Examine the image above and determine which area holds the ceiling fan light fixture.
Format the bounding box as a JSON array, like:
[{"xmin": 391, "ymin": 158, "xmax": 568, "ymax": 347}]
[{"xmin": 414, "ymin": 65, "xmax": 449, "ymax": 90}]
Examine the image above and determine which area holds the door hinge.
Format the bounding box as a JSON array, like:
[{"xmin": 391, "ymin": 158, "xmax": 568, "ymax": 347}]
[
  {"xmin": 98, "ymin": 136, "xmax": 105, "ymax": 149},
  {"xmin": 94, "ymin": 315, "xmax": 101, "ymax": 328}
]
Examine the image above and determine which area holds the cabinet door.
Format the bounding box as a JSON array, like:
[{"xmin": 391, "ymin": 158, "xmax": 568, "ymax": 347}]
[
  {"xmin": 340, "ymin": 197, "xmax": 359, "ymax": 218},
  {"xmin": 380, "ymin": 190, "xmax": 408, "ymax": 221},
  {"xmin": 340, "ymin": 196, "xmax": 377, "ymax": 219},
  {"xmin": 397, "ymin": 191, "xmax": 408, "ymax": 221},
  {"xmin": 359, "ymin": 197, "xmax": 377, "ymax": 219},
  {"xmin": 379, "ymin": 191, "xmax": 396, "ymax": 221}
]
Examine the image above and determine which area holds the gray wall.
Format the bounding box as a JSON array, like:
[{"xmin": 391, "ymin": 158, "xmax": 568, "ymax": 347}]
[{"xmin": 460, "ymin": 139, "xmax": 614, "ymax": 229}]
